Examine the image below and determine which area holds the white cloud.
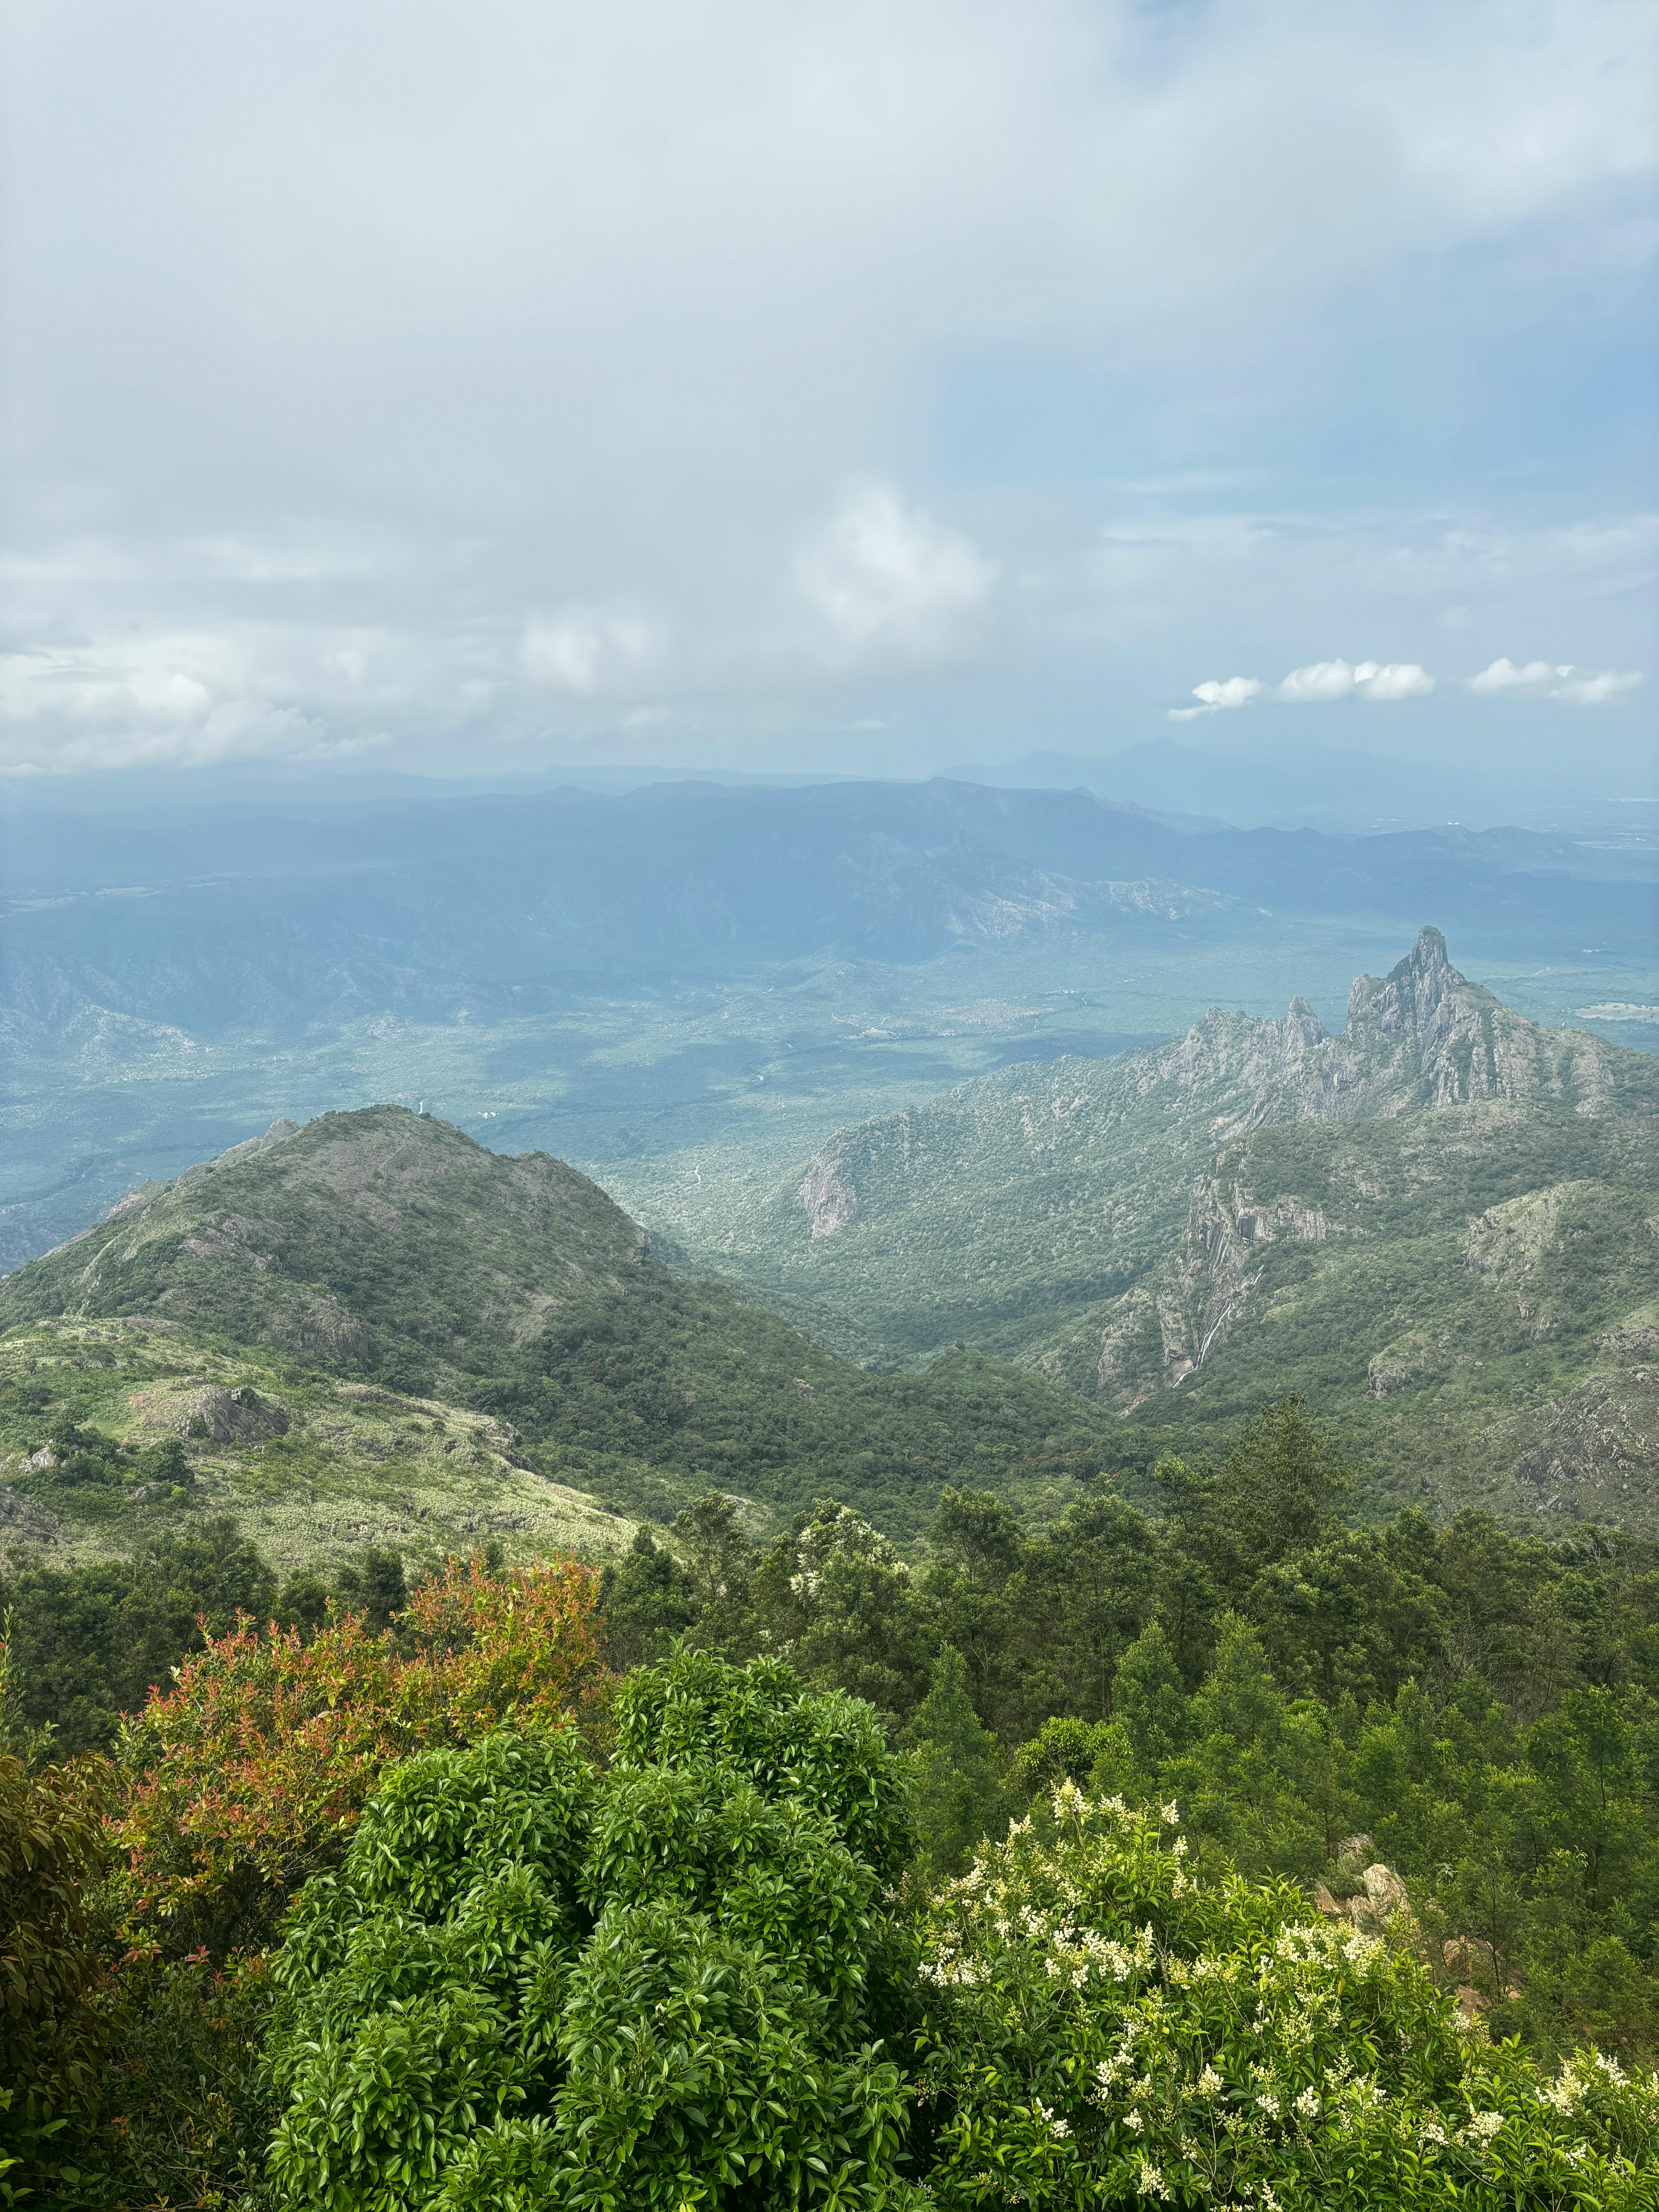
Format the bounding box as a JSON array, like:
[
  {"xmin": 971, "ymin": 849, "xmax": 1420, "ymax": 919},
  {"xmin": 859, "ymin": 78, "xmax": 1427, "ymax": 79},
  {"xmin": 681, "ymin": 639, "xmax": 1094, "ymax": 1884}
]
[
  {"xmin": 1467, "ymin": 657, "xmax": 1644, "ymax": 702},
  {"xmin": 1, "ymin": 1, "xmax": 1653, "ymax": 773},
  {"xmin": 1274, "ymin": 658, "xmax": 1435, "ymax": 702},
  {"xmin": 0, "ymin": 632, "xmax": 334, "ymax": 770},
  {"xmin": 796, "ymin": 483, "xmax": 999, "ymax": 667},
  {"xmin": 1277, "ymin": 659, "xmax": 1362, "ymax": 702},
  {"xmin": 1168, "ymin": 675, "xmax": 1261, "ymax": 720},
  {"xmin": 1551, "ymin": 668, "xmax": 1644, "ymax": 704},
  {"xmin": 1354, "ymin": 660, "xmax": 1436, "ymax": 700},
  {"xmin": 522, "ymin": 607, "xmax": 661, "ymax": 695}
]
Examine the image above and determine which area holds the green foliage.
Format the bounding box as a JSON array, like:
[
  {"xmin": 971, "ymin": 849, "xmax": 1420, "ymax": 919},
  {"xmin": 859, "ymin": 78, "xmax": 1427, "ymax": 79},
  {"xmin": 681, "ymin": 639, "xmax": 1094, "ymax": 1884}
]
[
  {"xmin": 0, "ymin": 1519, "xmax": 277, "ymax": 1757},
  {"xmin": 903, "ymin": 1647, "xmax": 1008, "ymax": 1879},
  {"xmin": 0, "ymin": 1732, "xmax": 109, "ymax": 2195},
  {"xmin": 264, "ymin": 1651, "xmax": 917, "ymax": 2210},
  {"xmin": 1113, "ymin": 1620, "xmax": 1190, "ymax": 1768},
  {"xmin": 583, "ymin": 1405, "xmax": 1659, "ymax": 2063},
  {"xmin": 0, "ymin": 1527, "xmax": 425, "ymax": 1758},
  {"xmin": 914, "ymin": 1788, "xmax": 1659, "ymax": 2209}
]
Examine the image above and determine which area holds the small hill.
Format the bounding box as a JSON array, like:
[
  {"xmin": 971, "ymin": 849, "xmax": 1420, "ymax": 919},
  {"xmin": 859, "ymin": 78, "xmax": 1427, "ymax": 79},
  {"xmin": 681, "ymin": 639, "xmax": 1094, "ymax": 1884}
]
[
  {"xmin": 3, "ymin": 1105, "xmax": 655, "ymax": 1379},
  {"xmin": 0, "ymin": 1107, "xmax": 1125, "ymax": 1546}
]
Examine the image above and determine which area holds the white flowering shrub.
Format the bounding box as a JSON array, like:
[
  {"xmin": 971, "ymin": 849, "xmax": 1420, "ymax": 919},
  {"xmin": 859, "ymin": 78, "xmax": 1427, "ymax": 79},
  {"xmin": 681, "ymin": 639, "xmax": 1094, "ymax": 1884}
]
[{"xmin": 915, "ymin": 1784, "xmax": 1659, "ymax": 2210}]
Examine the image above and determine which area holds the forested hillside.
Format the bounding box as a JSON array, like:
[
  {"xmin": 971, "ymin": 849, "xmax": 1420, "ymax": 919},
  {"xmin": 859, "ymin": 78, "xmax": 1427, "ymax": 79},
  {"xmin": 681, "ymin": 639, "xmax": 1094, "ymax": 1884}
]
[
  {"xmin": 690, "ymin": 931, "xmax": 1659, "ymax": 1526},
  {"xmin": 5, "ymin": 1403, "xmax": 1659, "ymax": 2209},
  {"xmin": 3, "ymin": 1106, "xmax": 1657, "ymax": 2205},
  {"xmin": 0, "ymin": 1106, "xmax": 1121, "ymax": 1560}
]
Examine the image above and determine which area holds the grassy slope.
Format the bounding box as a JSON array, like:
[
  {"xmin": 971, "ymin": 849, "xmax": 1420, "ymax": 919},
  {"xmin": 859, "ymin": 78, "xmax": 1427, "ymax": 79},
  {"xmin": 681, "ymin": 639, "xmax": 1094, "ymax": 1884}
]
[
  {"xmin": 0, "ymin": 1315, "xmax": 636, "ymax": 1577},
  {"xmin": 0, "ymin": 1106, "xmax": 1123, "ymax": 1549}
]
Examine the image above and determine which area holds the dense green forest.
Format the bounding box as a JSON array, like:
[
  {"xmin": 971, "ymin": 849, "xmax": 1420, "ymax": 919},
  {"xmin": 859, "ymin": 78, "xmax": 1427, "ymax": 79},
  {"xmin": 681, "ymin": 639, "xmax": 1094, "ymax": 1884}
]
[
  {"xmin": 5, "ymin": 1402, "xmax": 1659, "ymax": 2207},
  {"xmin": 3, "ymin": 1084, "xmax": 1657, "ymax": 2206}
]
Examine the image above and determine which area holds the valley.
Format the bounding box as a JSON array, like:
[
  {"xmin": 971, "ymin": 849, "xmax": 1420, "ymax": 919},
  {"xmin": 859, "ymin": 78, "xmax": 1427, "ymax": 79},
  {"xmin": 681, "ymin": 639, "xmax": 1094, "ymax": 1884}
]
[{"xmin": 3, "ymin": 774, "xmax": 1654, "ymax": 1274}]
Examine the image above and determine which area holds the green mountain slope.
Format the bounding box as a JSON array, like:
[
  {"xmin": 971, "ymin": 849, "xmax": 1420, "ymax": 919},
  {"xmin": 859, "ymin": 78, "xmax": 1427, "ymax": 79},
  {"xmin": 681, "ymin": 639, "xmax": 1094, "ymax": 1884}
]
[
  {"xmin": 693, "ymin": 927, "xmax": 1647, "ymax": 1364},
  {"xmin": 1037, "ymin": 1103, "xmax": 1659, "ymax": 1530},
  {"xmin": 682, "ymin": 930, "xmax": 1659, "ymax": 1530},
  {"xmin": 0, "ymin": 1106, "xmax": 1121, "ymax": 1547}
]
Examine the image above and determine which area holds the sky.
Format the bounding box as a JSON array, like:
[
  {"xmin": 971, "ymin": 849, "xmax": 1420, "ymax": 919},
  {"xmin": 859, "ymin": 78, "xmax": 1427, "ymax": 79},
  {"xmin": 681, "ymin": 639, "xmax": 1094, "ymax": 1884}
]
[{"xmin": 1, "ymin": 0, "xmax": 1656, "ymax": 791}]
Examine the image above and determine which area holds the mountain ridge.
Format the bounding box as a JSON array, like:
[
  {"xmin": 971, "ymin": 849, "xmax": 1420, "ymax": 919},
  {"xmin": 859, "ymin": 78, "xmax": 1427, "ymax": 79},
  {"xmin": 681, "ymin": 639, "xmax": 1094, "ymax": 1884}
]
[
  {"xmin": 690, "ymin": 929, "xmax": 1648, "ymax": 1359},
  {"xmin": 0, "ymin": 1104, "xmax": 1129, "ymax": 1549},
  {"xmin": 641, "ymin": 930, "xmax": 1659, "ymax": 1531}
]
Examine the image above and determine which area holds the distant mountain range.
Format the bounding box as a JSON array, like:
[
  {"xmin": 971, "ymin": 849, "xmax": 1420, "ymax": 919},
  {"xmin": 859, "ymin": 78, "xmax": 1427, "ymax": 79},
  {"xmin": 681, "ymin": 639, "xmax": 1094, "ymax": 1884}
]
[
  {"xmin": 4, "ymin": 778, "xmax": 1648, "ymax": 1046},
  {"xmin": 944, "ymin": 738, "xmax": 1657, "ymax": 834}
]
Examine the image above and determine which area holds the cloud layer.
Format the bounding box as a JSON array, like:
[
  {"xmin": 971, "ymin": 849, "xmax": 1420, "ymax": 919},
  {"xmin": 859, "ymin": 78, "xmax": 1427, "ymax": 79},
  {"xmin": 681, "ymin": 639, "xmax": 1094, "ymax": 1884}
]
[
  {"xmin": 1, "ymin": 0, "xmax": 1654, "ymax": 777},
  {"xmin": 1467, "ymin": 658, "xmax": 1645, "ymax": 704}
]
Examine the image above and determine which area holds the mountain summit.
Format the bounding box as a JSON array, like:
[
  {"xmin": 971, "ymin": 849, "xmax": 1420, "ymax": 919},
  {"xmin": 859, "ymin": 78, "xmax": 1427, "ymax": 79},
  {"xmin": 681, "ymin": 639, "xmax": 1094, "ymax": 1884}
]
[{"xmin": 0, "ymin": 1102, "xmax": 1132, "ymax": 1544}]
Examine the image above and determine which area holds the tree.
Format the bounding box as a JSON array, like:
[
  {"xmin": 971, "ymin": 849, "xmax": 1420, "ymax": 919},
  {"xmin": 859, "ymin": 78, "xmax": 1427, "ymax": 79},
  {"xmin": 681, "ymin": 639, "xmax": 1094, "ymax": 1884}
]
[
  {"xmin": 265, "ymin": 1651, "xmax": 916, "ymax": 2211},
  {"xmin": 333, "ymin": 1545, "xmax": 408, "ymax": 1632},
  {"xmin": 0, "ymin": 1729, "xmax": 110, "ymax": 2193},
  {"xmin": 753, "ymin": 1501, "xmax": 932, "ymax": 1720},
  {"xmin": 1111, "ymin": 1619, "xmax": 1189, "ymax": 1770},
  {"xmin": 904, "ymin": 1646, "xmax": 1007, "ymax": 1876},
  {"xmin": 117, "ymin": 1552, "xmax": 605, "ymax": 1955}
]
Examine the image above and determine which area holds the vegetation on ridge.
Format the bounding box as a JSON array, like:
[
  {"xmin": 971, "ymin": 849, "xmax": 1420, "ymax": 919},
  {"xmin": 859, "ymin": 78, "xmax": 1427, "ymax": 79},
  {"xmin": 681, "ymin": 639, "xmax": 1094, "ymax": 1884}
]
[{"xmin": 0, "ymin": 1107, "xmax": 1127, "ymax": 1556}]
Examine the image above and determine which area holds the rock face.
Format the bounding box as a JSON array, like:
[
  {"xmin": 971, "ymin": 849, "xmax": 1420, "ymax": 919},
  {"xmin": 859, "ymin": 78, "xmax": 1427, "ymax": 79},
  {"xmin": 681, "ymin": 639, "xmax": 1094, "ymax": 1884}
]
[
  {"xmin": 128, "ymin": 1379, "xmax": 291, "ymax": 1444},
  {"xmin": 178, "ymin": 1384, "xmax": 290, "ymax": 1445},
  {"xmin": 1310, "ymin": 1861, "xmax": 1417, "ymax": 1938},
  {"xmin": 799, "ymin": 1148, "xmax": 859, "ymax": 1240}
]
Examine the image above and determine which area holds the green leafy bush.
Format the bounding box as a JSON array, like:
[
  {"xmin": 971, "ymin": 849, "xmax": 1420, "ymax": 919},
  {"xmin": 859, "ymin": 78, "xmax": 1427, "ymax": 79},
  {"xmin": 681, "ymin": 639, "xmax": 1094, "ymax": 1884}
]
[
  {"xmin": 0, "ymin": 1735, "xmax": 110, "ymax": 2197},
  {"xmin": 264, "ymin": 1651, "xmax": 917, "ymax": 2211},
  {"xmin": 915, "ymin": 1786, "xmax": 1659, "ymax": 2209}
]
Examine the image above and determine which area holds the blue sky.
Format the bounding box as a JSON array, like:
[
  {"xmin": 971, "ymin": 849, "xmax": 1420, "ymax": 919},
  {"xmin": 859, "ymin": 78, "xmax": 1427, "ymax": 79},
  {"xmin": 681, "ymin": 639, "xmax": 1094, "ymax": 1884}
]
[{"xmin": 1, "ymin": 0, "xmax": 1654, "ymax": 790}]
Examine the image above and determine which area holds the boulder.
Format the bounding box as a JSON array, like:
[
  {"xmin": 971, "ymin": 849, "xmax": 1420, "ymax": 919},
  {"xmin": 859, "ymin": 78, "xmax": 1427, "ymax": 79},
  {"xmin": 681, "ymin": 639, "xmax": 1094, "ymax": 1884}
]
[
  {"xmin": 1362, "ymin": 1863, "xmax": 1412, "ymax": 1917},
  {"xmin": 176, "ymin": 1384, "xmax": 290, "ymax": 1446},
  {"xmin": 1443, "ymin": 1935, "xmax": 1497, "ymax": 1981}
]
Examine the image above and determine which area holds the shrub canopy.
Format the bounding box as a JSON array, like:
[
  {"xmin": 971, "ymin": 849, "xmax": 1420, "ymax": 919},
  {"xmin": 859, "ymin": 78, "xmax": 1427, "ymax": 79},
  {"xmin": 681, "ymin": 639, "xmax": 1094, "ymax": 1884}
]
[{"xmin": 264, "ymin": 1650, "xmax": 917, "ymax": 2212}]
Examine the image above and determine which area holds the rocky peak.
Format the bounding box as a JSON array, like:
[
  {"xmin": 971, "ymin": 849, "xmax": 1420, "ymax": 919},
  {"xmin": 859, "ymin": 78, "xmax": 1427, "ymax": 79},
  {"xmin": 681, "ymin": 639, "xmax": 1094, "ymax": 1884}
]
[
  {"xmin": 1345, "ymin": 926, "xmax": 1487, "ymax": 1036},
  {"xmin": 1283, "ymin": 996, "xmax": 1327, "ymax": 1053}
]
